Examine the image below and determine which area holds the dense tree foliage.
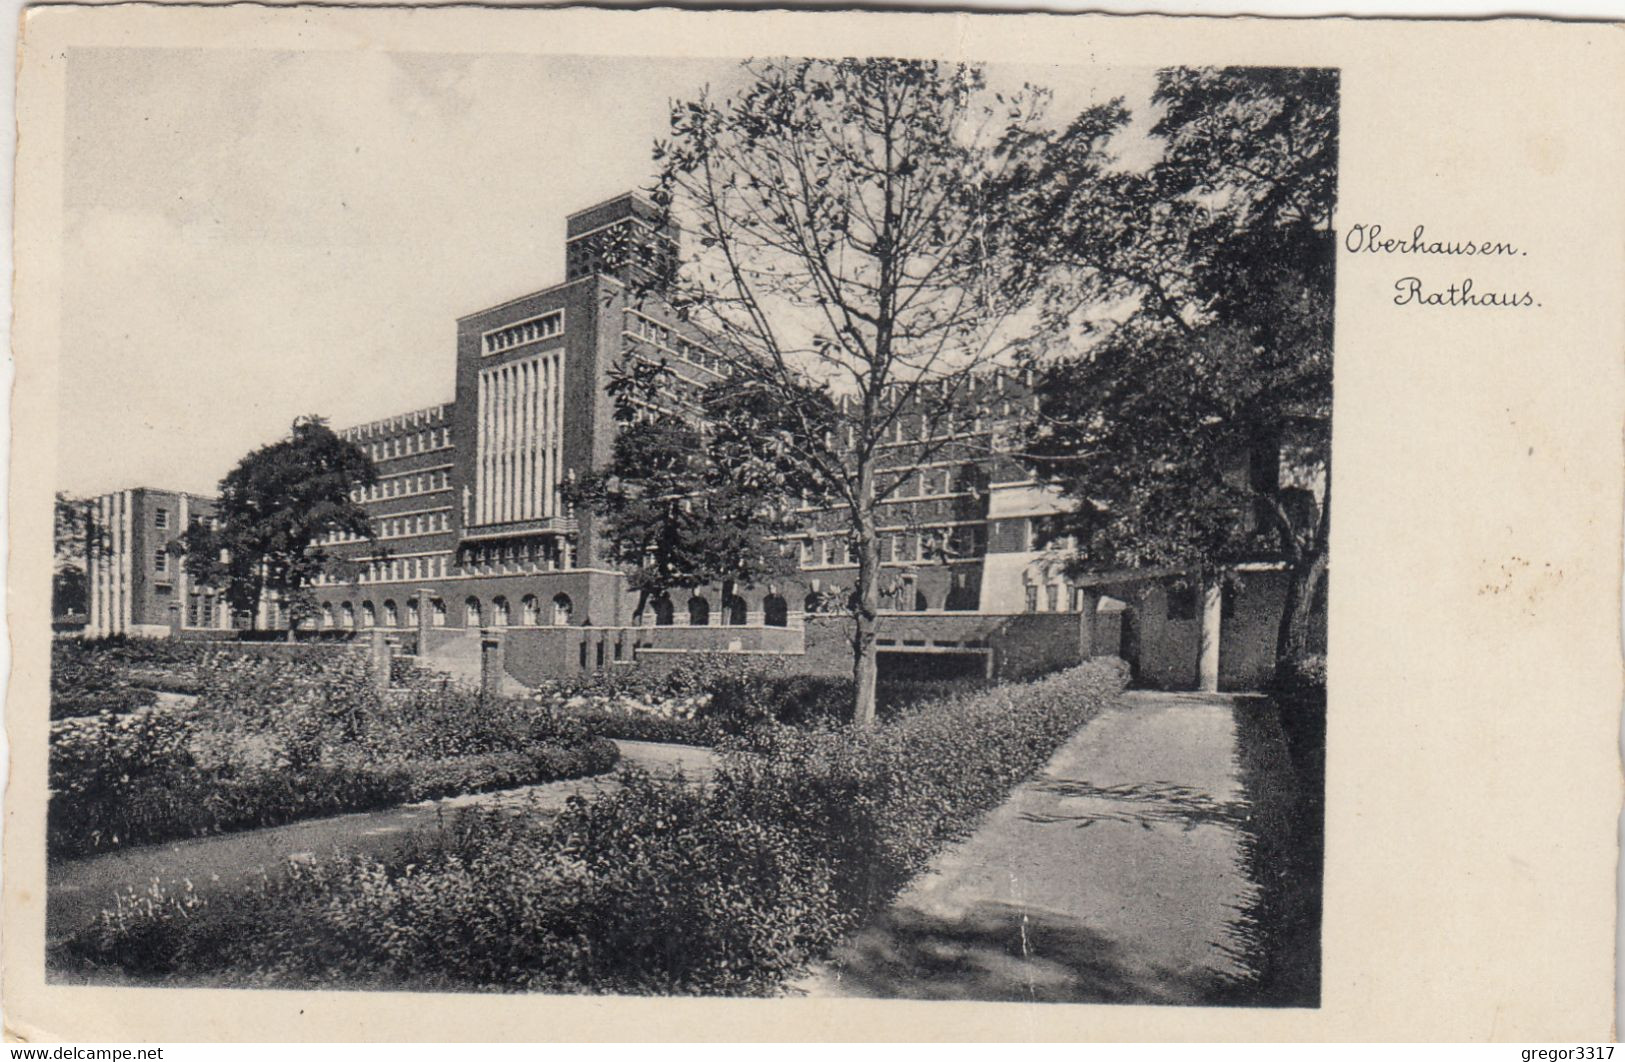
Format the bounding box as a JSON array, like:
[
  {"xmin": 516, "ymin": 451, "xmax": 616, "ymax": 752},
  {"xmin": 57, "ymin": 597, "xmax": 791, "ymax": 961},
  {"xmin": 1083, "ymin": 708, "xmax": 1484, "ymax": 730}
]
[
  {"xmin": 182, "ymin": 416, "xmax": 378, "ymax": 634},
  {"xmin": 562, "ymin": 361, "xmax": 804, "ymax": 625},
  {"xmin": 1000, "ymin": 66, "xmax": 1336, "ymax": 670}
]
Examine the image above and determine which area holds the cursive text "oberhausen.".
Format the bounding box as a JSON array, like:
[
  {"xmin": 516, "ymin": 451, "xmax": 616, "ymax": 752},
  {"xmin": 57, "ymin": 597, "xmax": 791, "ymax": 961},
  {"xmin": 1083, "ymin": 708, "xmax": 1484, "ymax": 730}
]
[
  {"xmin": 1394, "ymin": 277, "xmax": 1536, "ymax": 307},
  {"xmin": 1347, "ymin": 223, "xmax": 1521, "ymax": 257}
]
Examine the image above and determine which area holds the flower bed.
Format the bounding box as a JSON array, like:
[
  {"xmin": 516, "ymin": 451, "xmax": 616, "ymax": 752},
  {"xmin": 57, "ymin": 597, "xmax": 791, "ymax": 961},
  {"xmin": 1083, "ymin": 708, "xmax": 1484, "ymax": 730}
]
[
  {"xmin": 57, "ymin": 658, "xmax": 1130, "ymax": 993},
  {"xmin": 48, "ymin": 652, "xmax": 620, "ymax": 860}
]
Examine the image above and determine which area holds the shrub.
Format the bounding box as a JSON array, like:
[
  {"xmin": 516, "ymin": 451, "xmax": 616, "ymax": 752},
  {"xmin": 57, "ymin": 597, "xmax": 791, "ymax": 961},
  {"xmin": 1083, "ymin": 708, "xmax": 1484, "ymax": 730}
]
[
  {"xmin": 60, "ymin": 765, "xmax": 824, "ymax": 994},
  {"xmin": 47, "ymin": 738, "xmax": 620, "ymax": 861},
  {"xmin": 58, "ymin": 658, "xmax": 1129, "ymax": 993},
  {"xmin": 50, "ymin": 705, "xmax": 196, "ymax": 803},
  {"xmin": 50, "ymin": 642, "xmax": 160, "ymax": 719},
  {"xmin": 712, "ymin": 657, "xmax": 1132, "ymax": 907},
  {"xmin": 48, "ymin": 649, "xmax": 619, "ymax": 860},
  {"xmin": 1270, "ymin": 653, "xmax": 1327, "ymax": 699}
]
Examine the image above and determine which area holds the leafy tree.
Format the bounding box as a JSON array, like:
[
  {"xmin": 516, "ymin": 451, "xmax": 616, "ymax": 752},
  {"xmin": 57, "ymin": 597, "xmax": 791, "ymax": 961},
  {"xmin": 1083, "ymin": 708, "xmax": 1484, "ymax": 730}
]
[
  {"xmin": 650, "ymin": 58, "xmax": 1043, "ymax": 725},
  {"xmin": 182, "ymin": 416, "xmax": 378, "ymax": 636},
  {"xmin": 563, "ymin": 361, "xmax": 802, "ymax": 625},
  {"xmin": 1001, "ymin": 66, "xmax": 1336, "ymax": 677}
]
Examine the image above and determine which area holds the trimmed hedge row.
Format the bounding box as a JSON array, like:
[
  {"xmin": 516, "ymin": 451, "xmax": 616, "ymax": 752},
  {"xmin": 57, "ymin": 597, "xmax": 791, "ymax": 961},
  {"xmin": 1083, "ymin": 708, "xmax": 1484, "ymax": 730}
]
[
  {"xmin": 58, "ymin": 658, "xmax": 1129, "ymax": 994},
  {"xmin": 48, "ymin": 739, "xmax": 619, "ymax": 862}
]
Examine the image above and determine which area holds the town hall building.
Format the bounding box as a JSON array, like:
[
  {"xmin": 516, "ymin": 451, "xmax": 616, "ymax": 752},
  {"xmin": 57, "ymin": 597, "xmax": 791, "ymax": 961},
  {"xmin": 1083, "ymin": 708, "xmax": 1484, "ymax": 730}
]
[{"xmin": 76, "ymin": 192, "xmax": 1323, "ymax": 691}]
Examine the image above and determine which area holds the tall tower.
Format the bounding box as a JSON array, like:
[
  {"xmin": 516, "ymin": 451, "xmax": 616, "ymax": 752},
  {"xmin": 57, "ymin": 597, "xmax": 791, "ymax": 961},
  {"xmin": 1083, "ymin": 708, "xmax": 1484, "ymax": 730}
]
[{"xmin": 564, "ymin": 193, "xmax": 679, "ymax": 292}]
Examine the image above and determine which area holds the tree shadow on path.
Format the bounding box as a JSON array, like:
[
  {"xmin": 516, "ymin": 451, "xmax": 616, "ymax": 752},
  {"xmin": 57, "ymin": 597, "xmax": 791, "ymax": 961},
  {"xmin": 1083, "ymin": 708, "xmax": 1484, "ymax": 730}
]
[
  {"xmin": 1021, "ymin": 778, "xmax": 1249, "ymax": 831},
  {"xmin": 806, "ymin": 900, "xmax": 1243, "ymax": 1005}
]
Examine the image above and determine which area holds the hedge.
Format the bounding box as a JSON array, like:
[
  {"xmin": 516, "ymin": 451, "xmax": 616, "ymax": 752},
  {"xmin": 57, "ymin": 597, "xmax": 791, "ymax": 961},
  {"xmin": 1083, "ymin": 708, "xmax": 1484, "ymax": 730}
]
[
  {"xmin": 48, "ymin": 739, "xmax": 620, "ymax": 862},
  {"xmin": 57, "ymin": 657, "xmax": 1129, "ymax": 993}
]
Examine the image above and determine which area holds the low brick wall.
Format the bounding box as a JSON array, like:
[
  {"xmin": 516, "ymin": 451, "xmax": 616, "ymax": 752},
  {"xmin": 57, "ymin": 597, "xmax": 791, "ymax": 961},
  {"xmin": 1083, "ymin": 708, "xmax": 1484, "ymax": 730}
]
[
  {"xmin": 500, "ymin": 623, "xmax": 807, "ymax": 686},
  {"xmin": 627, "ymin": 646, "xmax": 807, "ymax": 683},
  {"xmin": 488, "ymin": 612, "xmax": 1093, "ymax": 688},
  {"xmin": 804, "ymin": 611, "xmax": 1089, "ymax": 681},
  {"xmin": 631, "ymin": 624, "xmax": 804, "ymax": 654},
  {"xmin": 501, "ymin": 626, "xmax": 639, "ymax": 686}
]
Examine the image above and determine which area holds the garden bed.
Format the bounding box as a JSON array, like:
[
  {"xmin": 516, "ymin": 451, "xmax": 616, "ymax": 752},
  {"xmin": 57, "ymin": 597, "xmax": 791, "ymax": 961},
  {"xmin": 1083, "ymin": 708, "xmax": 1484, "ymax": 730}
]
[
  {"xmin": 55, "ymin": 657, "xmax": 1130, "ymax": 994},
  {"xmin": 48, "ymin": 651, "xmax": 619, "ymax": 861}
]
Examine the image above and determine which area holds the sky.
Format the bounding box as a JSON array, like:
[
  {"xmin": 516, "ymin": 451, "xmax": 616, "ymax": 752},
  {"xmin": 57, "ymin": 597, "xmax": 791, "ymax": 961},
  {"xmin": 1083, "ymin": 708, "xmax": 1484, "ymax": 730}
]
[{"xmin": 57, "ymin": 49, "xmax": 1159, "ymax": 498}]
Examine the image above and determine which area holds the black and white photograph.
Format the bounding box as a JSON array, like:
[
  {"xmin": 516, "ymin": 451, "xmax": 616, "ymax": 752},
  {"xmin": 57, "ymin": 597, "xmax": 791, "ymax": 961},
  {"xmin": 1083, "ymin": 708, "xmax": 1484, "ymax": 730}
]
[
  {"xmin": 8, "ymin": 5, "xmax": 1622, "ymax": 1045},
  {"xmin": 40, "ymin": 45, "xmax": 1332, "ymax": 1006}
]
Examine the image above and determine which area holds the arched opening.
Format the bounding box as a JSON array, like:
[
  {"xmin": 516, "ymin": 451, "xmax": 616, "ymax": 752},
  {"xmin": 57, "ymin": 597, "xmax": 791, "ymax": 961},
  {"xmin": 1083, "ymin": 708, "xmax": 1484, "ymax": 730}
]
[
  {"xmin": 383, "ymin": 600, "xmax": 399, "ymax": 627},
  {"xmin": 406, "ymin": 598, "xmax": 420, "ymax": 627},
  {"xmin": 653, "ymin": 594, "xmax": 675, "ymax": 627},
  {"xmin": 321, "ymin": 603, "xmax": 334, "ymax": 630},
  {"xmin": 804, "ymin": 591, "xmax": 824, "ymax": 615},
  {"xmin": 340, "ymin": 602, "xmax": 356, "ymax": 629},
  {"xmin": 464, "ymin": 596, "xmax": 482, "ymax": 627},
  {"xmin": 522, "ymin": 595, "xmax": 539, "ymax": 625},
  {"xmin": 914, "ymin": 589, "xmax": 930, "ymax": 611},
  {"xmin": 431, "ymin": 598, "xmax": 447, "ymax": 627},
  {"xmin": 723, "ymin": 594, "xmax": 747, "ymax": 626},
  {"xmin": 360, "ymin": 601, "xmax": 376, "ymax": 628},
  {"xmin": 687, "ymin": 596, "xmax": 710, "ymax": 626},
  {"xmin": 763, "ymin": 593, "xmax": 788, "ymax": 627},
  {"xmin": 551, "ymin": 593, "xmax": 573, "ymax": 626},
  {"xmin": 491, "ymin": 596, "xmax": 510, "ymax": 627}
]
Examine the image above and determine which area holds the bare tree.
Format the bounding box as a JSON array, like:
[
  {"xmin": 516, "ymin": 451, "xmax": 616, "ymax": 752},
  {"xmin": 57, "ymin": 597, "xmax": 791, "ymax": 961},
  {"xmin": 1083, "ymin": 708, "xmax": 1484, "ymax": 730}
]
[{"xmin": 652, "ymin": 58, "xmax": 1044, "ymax": 725}]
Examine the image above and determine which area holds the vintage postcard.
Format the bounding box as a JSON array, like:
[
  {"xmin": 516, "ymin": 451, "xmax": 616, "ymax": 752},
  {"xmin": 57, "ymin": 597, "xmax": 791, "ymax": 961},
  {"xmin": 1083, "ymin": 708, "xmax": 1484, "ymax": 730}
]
[{"xmin": 4, "ymin": 4, "xmax": 1621, "ymax": 1043}]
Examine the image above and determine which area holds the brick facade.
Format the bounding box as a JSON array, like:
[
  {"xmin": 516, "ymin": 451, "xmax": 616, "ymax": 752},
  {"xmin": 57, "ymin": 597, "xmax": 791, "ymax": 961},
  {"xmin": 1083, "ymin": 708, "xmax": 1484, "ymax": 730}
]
[{"xmin": 77, "ymin": 191, "xmax": 1322, "ymax": 691}]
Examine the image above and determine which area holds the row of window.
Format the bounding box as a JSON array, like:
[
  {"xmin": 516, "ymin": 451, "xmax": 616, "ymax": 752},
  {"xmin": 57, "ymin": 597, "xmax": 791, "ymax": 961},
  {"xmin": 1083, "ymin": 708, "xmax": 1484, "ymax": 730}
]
[
  {"xmin": 624, "ymin": 312, "xmax": 735, "ymax": 378},
  {"xmin": 880, "ymin": 466, "xmax": 983, "ymax": 501},
  {"xmin": 313, "ymin": 553, "xmax": 452, "ymax": 587},
  {"xmin": 349, "ymin": 467, "xmax": 452, "ymax": 504},
  {"xmin": 798, "ymin": 526, "xmax": 989, "ymax": 568},
  {"xmin": 483, "ymin": 311, "xmax": 563, "ymax": 356},
  {"xmin": 320, "ymin": 592, "xmax": 574, "ymax": 630},
  {"xmin": 865, "ymin": 400, "xmax": 1033, "ymax": 449},
  {"xmin": 623, "ymin": 349, "xmax": 715, "ymax": 409},
  {"xmin": 185, "ymin": 591, "xmax": 219, "ymax": 627},
  {"xmin": 324, "ymin": 510, "xmax": 453, "ymax": 544},
  {"xmin": 361, "ymin": 427, "xmax": 452, "ymax": 464},
  {"xmin": 457, "ymin": 539, "xmax": 571, "ymax": 571},
  {"xmin": 1024, "ymin": 584, "xmax": 1069, "ymax": 613}
]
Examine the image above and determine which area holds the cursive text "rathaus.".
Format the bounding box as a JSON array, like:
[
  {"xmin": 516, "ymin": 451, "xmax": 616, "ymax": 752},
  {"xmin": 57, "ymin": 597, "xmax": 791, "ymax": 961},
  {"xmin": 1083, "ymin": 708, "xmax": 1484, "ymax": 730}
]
[
  {"xmin": 1346, "ymin": 223, "xmax": 1522, "ymax": 257},
  {"xmin": 1393, "ymin": 277, "xmax": 1536, "ymax": 307}
]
